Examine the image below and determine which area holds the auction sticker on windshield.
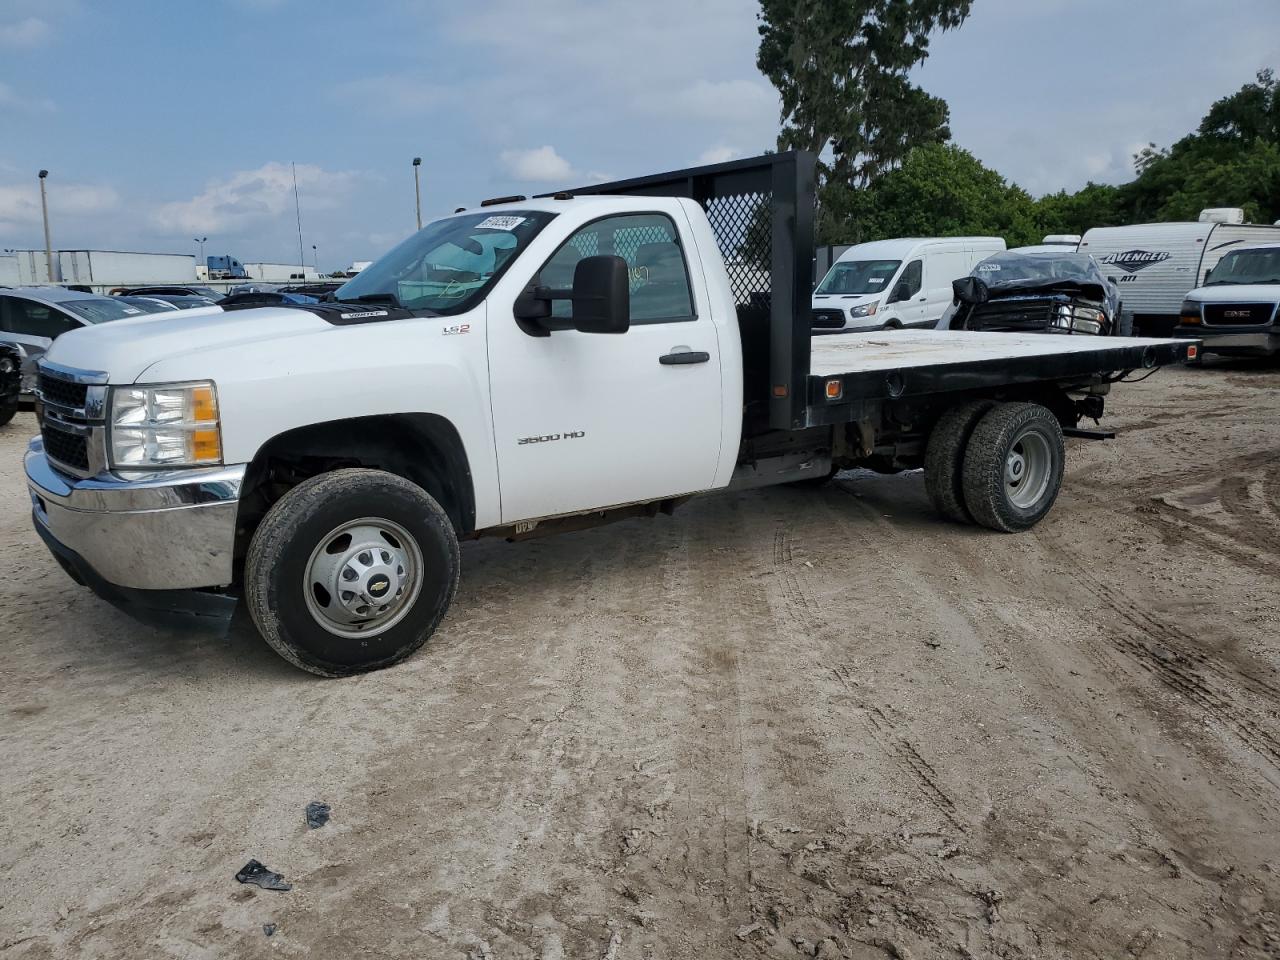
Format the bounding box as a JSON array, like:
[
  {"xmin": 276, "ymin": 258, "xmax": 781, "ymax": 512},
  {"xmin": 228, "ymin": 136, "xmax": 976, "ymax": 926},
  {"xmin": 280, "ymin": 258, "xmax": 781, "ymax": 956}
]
[{"xmin": 476, "ymin": 216, "xmax": 526, "ymax": 231}]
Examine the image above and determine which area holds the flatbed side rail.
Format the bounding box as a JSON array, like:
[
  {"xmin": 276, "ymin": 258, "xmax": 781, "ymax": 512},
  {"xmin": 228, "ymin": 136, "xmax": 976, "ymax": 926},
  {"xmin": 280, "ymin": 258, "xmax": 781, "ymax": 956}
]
[
  {"xmin": 805, "ymin": 338, "xmax": 1196, "ymax": 426},
  {"xmin": 549, "ymin": 152, "xmax": 818, "ymax": 431}
]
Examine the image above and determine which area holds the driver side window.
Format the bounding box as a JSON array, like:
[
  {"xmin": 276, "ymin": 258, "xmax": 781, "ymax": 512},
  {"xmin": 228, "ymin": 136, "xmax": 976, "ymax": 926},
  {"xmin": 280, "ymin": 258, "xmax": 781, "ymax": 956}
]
[{"xmin": 535, "ymin": 213, "xmax": 696, "ymax": 324}]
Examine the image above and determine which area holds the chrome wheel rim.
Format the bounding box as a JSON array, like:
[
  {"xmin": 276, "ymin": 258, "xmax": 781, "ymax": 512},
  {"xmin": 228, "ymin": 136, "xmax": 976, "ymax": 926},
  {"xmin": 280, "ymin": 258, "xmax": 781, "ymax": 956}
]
[
  {"xmin": 1005, "ymin": 428, "xmax": 1053, "ymax": 509},
  {"xmin": 303, "ymin": 518, "xmax": 422, "ymax": 639}
]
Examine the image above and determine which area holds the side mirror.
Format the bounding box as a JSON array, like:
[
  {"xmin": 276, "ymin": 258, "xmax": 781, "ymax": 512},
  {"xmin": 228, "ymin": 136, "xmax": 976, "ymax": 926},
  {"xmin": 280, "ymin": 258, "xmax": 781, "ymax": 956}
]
[
  {"xmin": 952, "ymin": 276, "xmax": 990, "ymax": 305},
  {"xmin": 570, "ymin": 255, "xmax": 629, "ymax": 334}
]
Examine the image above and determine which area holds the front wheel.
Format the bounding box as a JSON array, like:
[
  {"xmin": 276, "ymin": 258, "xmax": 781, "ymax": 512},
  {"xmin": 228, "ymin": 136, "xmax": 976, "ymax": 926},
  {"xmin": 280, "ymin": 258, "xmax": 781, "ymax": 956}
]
[
  {"xmin": 245, "ymin": 468, "xmax": 460, "ymax": 677},
  {"xmin": 961, "ymin": 403, "xmax": 1065, "ymax": 532}
]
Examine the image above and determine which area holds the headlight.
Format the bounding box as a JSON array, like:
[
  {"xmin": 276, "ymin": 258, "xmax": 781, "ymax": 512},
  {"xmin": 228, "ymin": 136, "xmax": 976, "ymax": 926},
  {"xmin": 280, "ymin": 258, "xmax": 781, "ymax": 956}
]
[
  {"xmin": 109, "ymin": 381, "xmax": 223, "ymax": 468},
  {"xmin": 1054, "ymin": 304, "xmax": 1104, "ymax": 335},
  {"xmin": 849, "ymin": 302, "xmax": 878, "ymax": 319},
  {"xmin": 1180, "ymin": 299, "xmax": 1202, "ymax": 324}
]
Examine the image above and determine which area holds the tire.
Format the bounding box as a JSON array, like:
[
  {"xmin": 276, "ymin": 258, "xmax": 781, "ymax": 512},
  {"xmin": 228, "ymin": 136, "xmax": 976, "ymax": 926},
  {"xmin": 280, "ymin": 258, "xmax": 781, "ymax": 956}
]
[
  {"xmin": 923, "ymin": 400, "xmax": 996, "ymax": 523},
  {"xmin": 245, "ymin": 468, "xmax": 460, "ymax": 677},
  {"xmin": 961, "ymin": 403, "xmax": 1065, "ymax": 533}
]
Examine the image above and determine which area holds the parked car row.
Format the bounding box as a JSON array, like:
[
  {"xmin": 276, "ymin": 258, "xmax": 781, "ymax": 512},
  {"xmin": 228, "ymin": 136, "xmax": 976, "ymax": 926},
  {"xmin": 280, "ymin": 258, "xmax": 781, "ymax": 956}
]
[{"xmin": 0, "ymin": 285, "xmax": 224, "ymax": 401}]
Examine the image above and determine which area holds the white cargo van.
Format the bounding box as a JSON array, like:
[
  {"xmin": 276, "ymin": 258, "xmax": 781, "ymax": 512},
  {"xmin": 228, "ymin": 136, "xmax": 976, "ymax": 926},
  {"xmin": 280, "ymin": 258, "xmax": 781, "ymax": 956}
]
[
  {"xmin": 812, "ymin": 237, "xmax": 1005, "ymax": 333},
  {"xmin": 1079, "ymin": 209, "xmax": 1280, "ymax": 335}
]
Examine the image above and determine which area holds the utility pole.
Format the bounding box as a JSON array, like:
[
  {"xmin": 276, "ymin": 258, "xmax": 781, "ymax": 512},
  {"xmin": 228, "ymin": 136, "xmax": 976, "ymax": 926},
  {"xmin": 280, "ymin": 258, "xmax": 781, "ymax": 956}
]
[
  {"xmin": 38, "ymin": 170, "xmax": 55, "ymax": 283},
  {"xmin": 412, "ymin": 157, "xmax": 422, "ymax": 231},
  {"xmin": 312, "ymin": 244, "xmax": 318, "ymax": 274}
]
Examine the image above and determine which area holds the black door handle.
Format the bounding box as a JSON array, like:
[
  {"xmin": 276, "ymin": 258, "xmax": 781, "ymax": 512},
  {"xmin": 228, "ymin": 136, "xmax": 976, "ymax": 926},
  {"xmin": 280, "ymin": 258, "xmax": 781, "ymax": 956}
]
[{"xmin": 659, "ymin": 350, "xmax": 710, "ymax": 365}]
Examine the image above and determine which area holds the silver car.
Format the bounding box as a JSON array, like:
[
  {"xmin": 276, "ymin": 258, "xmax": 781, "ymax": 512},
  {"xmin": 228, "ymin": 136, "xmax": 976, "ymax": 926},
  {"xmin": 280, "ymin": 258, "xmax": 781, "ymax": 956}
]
[{"xmin": 0, "ymin": 287, "xmax": 175, "ymax": 398}]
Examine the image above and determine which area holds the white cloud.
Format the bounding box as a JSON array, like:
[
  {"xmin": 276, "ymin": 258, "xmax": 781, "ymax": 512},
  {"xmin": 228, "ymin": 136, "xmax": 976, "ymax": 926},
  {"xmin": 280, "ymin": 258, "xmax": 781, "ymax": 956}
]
[
  {"xmin": 151, "ymin": 162, "xmax": 359, "ymax": 234},
  {"xmin": 697, "ymin": 145, "xmax": 740, "ymax": 165},
  {"xmin": 0, "ymin": 15, "xmax": 49, "ymax": 47},
  {"xmin": 500, "ymin": 146, "xmax": 575, "ymax": 183},
  {"xmin": 0, "ymin": 80, "xmax": 55, "ymax": 113},
  {"xmin": 0, "ymin": 181, "xmax": 119, "ymax": 232}
]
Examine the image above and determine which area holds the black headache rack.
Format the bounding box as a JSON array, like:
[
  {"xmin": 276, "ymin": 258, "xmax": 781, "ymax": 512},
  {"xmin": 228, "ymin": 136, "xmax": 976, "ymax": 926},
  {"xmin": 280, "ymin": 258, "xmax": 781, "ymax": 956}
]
[{"xmin": 548, "ymin": 151, "xmax": 818, "ymax": 432}]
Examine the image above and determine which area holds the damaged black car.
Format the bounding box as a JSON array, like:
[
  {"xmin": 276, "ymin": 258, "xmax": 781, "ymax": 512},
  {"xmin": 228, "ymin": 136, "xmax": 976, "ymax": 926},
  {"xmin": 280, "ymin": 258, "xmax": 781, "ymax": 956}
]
[{"xmin": 938, "ymin": 251, "xmax": 1123, "ymax": 336}]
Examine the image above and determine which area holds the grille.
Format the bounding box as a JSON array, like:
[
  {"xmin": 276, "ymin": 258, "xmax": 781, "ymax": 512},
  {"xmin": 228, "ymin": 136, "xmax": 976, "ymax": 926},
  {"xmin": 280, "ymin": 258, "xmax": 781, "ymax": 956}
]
[
  {"xmin": 812, "ymin": 308, "xmax": 846, "ymax": 329},
  {"xmin": 967, "ymin": 299, "xmax": 1057, "ymax": 332},
  {"xmin": 1202, "ymin": 302, "xmax": 1275, "ymax": 327},
  {"xmin": 42, "ymin": 422, "xmax": 90, "ymax": 471},
  {"xmin": 38, "ymin": 372, "xmax": 88, "ymax": 410}
]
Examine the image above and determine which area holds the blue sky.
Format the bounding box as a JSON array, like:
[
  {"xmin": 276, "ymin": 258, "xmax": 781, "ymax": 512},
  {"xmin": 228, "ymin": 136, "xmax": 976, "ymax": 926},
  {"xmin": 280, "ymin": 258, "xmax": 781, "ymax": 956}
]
[{"xmin": 2, "ymin": 0, "xmax": 1278, "ymax": 271}]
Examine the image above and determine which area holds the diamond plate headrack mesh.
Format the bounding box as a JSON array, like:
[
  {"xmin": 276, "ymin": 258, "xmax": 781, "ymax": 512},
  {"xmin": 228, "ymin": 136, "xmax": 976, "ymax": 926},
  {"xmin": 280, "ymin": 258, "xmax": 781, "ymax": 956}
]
[{"xmin": 705, "ymin": 192, "xmax": 771, "ymax": 306}]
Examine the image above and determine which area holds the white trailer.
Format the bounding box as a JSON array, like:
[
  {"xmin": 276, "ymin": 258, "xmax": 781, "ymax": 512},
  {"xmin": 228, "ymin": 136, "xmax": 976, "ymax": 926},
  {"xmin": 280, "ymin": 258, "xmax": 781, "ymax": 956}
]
[
  {"xmin": 244, "ymin": 262, "xmax": 319, "ymax": 282},
  {"xmin": 1079, "ymin": 211, "xmax": 1280, "ymax": 334}
]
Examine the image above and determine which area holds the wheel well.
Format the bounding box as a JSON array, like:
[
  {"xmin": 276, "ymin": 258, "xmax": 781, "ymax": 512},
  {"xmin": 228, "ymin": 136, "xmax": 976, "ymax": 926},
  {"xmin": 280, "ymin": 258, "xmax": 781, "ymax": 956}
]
[{"xmin": 234, "ymin": 414, "xmax": 476, "ymax": 576}]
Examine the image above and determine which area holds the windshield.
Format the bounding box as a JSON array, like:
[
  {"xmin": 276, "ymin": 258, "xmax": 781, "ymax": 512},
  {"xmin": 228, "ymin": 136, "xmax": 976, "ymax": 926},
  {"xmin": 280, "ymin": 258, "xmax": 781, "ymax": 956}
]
[
  {"xmin": 972, "ymin": 251, "xmax": 1101, "ymax": 286},
  {"xmin": 336, "ymin": 210, "xmax": 556, "ymax": 313},
  {"xmin": 816, "ymin": 259, "xmax": 901, "ymax": 295},
  {"xmin": 1205, "ymin": 248, "xmax": 1280, "ymax": 286},
  {"xmin": 60, "ymin": 297, "xmax": 159, "ymax": 323}
]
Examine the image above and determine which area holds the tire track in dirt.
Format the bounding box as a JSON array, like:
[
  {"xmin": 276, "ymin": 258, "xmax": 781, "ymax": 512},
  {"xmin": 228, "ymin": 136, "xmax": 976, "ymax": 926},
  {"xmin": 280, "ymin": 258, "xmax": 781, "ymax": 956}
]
[{"xmin": 771, "ymin": 516, "xmax": 968, "ymax": 835}]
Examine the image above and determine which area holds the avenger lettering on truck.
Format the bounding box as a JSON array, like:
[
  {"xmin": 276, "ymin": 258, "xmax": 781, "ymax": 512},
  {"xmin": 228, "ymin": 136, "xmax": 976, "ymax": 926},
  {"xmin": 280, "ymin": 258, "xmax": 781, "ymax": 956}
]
[{"xmin": 25, "ymin": 151, "xmax": 1198, "ymax": 677}]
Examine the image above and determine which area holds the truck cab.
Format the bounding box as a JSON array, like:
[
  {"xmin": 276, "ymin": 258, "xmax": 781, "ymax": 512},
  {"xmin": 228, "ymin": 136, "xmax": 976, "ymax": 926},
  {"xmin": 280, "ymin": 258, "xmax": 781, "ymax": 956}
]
[{"xmin": 1177, "ymin": 244, "xmax": 1280, "ymax": 357}]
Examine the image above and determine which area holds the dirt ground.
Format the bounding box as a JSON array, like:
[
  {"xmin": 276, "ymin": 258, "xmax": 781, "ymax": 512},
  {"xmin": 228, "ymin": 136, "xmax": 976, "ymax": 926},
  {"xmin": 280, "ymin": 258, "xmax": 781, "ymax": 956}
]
[{"xmin": 2, "ymin": 358, "xmax": 1279, "ymax": 960}]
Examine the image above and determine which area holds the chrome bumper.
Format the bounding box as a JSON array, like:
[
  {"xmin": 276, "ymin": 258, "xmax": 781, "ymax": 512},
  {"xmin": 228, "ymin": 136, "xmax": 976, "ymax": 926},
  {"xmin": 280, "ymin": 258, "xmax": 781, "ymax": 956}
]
[
  {"xmin": 26, "ymin": 438, "xmax": 246, "ymax": 591},
  {"xmin": 1195, "ymin": 331, "xmax": 1280, "ymax": 354}
]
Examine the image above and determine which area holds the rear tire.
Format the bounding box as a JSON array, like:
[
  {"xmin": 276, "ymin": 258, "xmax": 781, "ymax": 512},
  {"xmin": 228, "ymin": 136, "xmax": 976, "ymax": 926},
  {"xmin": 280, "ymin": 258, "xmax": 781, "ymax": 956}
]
[
  {"xmin": 924, "ymin": 400, "xmax": 996, "ymax": 523},
  {"xmin": 245, "ymin": 468, "xmax": 460, "ymax": 677},
  {"xmin": 961, "ymin": 403, "xmax": 1065, "ymax": 533}
]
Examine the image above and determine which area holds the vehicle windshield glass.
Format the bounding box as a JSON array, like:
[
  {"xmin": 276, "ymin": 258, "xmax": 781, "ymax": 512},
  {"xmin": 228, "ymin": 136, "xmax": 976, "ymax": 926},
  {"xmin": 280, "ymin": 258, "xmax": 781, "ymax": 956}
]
[
  {"xmin": 336, "ymin": 210, "xmax": 556, "ymax": 313},
  {"xmin": 973, "ymin": 251, "xmax": 1100, "ymax": 286},
  {"xmin": 60, "ymin": 297, "xmax": 160, "ymax": 323},
  {"xmin": 816, "ymin": 259, "xmax": 901, "ymax": 295},
  {"xmin": 1204, "ymin": 248, "xmax": 1280, "ymax": 285}
]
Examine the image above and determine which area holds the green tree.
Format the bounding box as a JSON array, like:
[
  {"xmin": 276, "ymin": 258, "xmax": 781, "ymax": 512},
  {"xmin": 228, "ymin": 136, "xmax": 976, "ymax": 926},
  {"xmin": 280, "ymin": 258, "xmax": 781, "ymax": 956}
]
[
  {"xmin": 1122, "ymin": 70, "xmax": 1280, "ymax": 223},
  {"xmin": 853, "ymin": 144, "xmax": 1042, "ymax": 247},
  {"xmin": 756, "ymin": 0, "xmax": 973, "ymax": 219}
]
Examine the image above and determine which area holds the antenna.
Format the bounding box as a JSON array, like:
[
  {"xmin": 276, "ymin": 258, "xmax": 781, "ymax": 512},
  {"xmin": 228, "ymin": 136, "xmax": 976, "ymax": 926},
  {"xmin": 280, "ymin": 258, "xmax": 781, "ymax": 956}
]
[{"xmin": 292, "ymin": 161, "xmax": 305, "ymax": 272}]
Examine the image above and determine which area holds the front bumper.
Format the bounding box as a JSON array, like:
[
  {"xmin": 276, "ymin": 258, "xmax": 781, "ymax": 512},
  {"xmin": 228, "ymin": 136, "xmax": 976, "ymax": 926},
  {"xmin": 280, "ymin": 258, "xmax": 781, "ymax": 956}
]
[
  {"xmin": 1175, "ymin": 327, "xmax": 1280, "ymax": 356},
  {"xmin": 26, "ymin": 439, "xmax": 246, "ymax": 625}
]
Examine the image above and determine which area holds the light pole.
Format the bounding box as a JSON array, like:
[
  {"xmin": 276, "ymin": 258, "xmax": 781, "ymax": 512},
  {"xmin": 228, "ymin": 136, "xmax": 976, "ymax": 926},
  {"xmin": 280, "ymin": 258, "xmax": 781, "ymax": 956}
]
[
  {"xmin": 311, "ymin": 244, "xmax": 318, "ymax": 275},
  {"xmin": 38, "ymin": 170, "xmax": 55, "ymax": 283},
  {"xmin": 412, "ymin": 157, "xmax": 422, "ymax": 231},
  {"xmin": 194, "ymin": 236, "xmax": 207, "ymax": 268}
]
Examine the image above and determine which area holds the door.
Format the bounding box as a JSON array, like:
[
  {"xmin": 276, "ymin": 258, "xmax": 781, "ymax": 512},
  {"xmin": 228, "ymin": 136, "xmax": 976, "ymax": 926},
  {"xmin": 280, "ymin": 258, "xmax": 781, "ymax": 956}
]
[
  {"xmin": 887, "ymin": 258, "xmax": 928, "ymax": 326},
  {"xmin": 488, "ymin": 210, "xmax": 724, "ymax": 523}
]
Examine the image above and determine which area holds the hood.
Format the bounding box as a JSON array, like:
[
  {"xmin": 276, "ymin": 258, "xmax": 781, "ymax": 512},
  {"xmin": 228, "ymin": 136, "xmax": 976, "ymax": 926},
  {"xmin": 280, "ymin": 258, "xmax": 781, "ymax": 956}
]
[
  {"xmin": 1187, "ymin": 283, "xmax": 1280, "ymax": 302},
  {"xmin": 986, "ymin": 278, "xmax": 1108, "ymax": 302},
  {"xmin": 43, "ymin": 305, "xmax": 332, "ymax": 383},
  {"xmin": 812, "ymin": 293, "xmax": 880, "ymax": 306}
]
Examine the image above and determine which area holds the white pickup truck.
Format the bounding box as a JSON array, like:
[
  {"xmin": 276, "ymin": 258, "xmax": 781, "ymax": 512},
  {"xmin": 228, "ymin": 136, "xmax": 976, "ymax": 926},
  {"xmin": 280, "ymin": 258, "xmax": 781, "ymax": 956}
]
[{"xmin": 26, "ymin": 153, "xmax": 1197, "ymax": 676}]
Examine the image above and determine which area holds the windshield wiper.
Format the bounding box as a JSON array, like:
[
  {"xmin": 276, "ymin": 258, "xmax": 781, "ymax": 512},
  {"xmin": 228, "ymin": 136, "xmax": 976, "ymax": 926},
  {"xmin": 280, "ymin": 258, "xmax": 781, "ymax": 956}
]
[{"xmin": 337, "ymin": 292, "xmax": 403, "ymax": 308}]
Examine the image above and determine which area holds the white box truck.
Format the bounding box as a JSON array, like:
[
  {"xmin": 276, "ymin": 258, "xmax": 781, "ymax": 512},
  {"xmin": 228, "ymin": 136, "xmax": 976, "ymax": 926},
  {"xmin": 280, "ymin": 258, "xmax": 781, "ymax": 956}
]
[
  {"xmin": 1079, "ymin": 210, "xmax": 1280, "ymax": 335},
  {"xmin": 56, "ymin": 250, "xmax": 198, "ymax": 289},
  {"xmin": 26, "ymin": 152, "xmax": 1196, "ymax": 676}
]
